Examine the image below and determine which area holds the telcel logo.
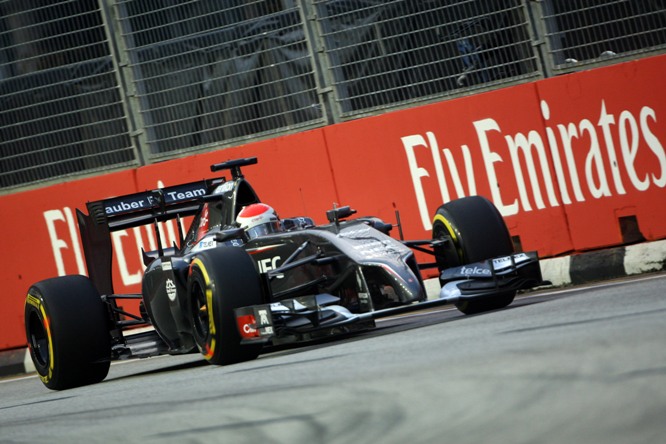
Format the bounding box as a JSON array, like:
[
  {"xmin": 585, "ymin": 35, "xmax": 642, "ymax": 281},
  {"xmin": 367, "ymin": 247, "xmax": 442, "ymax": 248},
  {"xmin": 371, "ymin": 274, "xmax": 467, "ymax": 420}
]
[{"xmin": 460, "ymin": 265, "xmax": 491, "ymax": 276}]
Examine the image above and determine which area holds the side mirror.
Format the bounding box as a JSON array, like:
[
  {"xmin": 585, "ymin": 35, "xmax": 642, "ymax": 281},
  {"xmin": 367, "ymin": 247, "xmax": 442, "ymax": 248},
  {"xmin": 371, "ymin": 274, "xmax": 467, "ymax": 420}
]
[{"xmin": 326, "ymin": 205, "xmax": 357, "ymax": 224}]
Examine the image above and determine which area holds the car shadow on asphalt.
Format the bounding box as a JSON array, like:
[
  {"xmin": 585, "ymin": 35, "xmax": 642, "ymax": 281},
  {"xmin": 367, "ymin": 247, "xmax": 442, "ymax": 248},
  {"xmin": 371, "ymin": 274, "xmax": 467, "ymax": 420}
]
[{"xmin": 109, "ymin": 293, "xmax": 558, "ymax": 382}]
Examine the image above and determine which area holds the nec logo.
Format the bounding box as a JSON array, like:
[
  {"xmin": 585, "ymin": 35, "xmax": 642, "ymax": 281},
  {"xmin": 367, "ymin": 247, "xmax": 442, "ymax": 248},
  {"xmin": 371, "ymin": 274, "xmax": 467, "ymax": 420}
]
[{"xmin": 257, "ymin": 256, "xmax": 281, "ymax": 273}]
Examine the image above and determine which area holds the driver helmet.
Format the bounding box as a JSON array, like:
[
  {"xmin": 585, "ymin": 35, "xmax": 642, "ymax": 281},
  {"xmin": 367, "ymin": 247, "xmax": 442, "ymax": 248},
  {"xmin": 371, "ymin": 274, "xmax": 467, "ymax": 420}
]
[{"xmin": 236, "ymin": 203, "xmax": 281, "ymax": 239}]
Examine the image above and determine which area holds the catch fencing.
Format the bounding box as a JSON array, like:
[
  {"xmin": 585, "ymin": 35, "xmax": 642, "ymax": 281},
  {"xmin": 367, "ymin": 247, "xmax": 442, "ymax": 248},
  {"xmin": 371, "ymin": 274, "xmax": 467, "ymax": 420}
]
[
  {"xmin": 1, "ymin": 0, "xmax": 664, "ymax": 191},
  {"xmin": 0, "ymin": 1, "xmax": 135, "ymax": 189}
]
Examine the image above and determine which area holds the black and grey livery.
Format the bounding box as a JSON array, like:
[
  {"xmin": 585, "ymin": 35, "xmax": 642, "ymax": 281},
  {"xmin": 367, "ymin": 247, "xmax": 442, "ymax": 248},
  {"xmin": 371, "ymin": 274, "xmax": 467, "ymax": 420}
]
[{"xmin": 24, "ymin": 157, "xmax": 546, "ymax": 390}]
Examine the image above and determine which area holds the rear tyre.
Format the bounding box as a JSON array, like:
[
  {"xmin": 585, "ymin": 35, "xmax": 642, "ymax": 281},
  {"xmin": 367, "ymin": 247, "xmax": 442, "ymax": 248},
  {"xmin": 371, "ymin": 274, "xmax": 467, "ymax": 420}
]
[
  {"xmin": 188, "ymin": 247, "xmax": 263, "ymax": 365},
  {"xmin": 432, "ymin": 196, "xmax": 516, "ymax": 315},
  {"xmin": 25, "ymin": 275, "xmax": 111, "ymax": 390}
]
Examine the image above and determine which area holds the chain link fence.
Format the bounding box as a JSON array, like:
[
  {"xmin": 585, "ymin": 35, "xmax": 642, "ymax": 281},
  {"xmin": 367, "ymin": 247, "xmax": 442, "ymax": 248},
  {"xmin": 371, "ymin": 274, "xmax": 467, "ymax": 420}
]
[
  {"xmin": 112, "ymin": 0, "xmax": 324, "ymax": 158},
  {"xmin": 538, "ymin": 0, "xmax": 666, "ymax": 73},
  {"xmin": 1, "ymin": 0, "xmax": 665, "ymax": 192},
  {"xmin": 311, "ymin": 0, "xmax": 540, "ymax": 118},
  {"xmin": 0, "ymin": 0, "xmax": 136, "ymax": 190}
]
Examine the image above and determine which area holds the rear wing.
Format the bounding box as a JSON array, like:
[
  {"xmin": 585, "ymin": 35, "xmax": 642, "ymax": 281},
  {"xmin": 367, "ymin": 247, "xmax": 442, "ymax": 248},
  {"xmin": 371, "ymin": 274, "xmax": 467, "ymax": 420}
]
[
  {"xmin": 85, "ymin": 179, "xmax": 217, "ymax": 231},
  {"xmin": 77, "ymin": 179, "xmax": 219, "ymax": 295},
  {"xmin": 77, "ymin": 157, "xmax": 260, "ymax": 295}
]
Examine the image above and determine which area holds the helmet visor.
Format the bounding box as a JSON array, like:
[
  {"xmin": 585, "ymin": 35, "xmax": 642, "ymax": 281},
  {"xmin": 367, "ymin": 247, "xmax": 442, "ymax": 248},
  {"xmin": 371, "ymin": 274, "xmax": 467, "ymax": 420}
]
[{"xmin": 246, "ymin": 221, "xmax": 280, "ymax": 239}]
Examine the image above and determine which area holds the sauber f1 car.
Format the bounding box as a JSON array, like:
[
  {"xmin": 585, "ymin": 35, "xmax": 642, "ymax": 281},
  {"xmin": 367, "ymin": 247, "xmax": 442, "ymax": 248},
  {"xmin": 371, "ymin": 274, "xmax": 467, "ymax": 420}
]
[{"xmin": 25, "ymin": 157, "xmax": 546, "ymax": 390}]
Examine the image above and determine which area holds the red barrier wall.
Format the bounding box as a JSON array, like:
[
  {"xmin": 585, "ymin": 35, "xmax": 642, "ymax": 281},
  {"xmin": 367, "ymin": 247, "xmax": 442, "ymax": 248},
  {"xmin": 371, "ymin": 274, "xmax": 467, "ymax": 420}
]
[
  {"xmin": 2, "ymin": 55, "xmax": 665, "ymax": 350},
  {"xmin": 323, "ymin": 82, "xmax": 575, "ymax": 257},
  {"xmin": 1, "ymin": 171, "xmax": 139, "ymax": 350},
  {"xmin": 135, "ymin": 130, "xmax": 339, "ymax": 219},
  {"xmin": 535, "ymin": 56, "xmax": 666, "ymax": 248}
]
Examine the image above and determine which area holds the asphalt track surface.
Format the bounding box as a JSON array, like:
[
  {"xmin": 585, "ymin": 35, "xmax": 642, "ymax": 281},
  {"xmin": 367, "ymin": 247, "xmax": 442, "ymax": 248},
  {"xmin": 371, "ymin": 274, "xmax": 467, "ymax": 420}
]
[{"xmin": 1, "ymin": 273, "xmax": 665, "ymax": 444}]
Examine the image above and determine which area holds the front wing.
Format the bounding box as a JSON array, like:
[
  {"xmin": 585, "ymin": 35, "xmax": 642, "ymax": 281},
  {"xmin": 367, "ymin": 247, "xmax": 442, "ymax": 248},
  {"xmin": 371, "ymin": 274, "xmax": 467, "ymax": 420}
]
[{"xmin": 234, "ymin": 251, "xmax": 547, "ymax": 345}]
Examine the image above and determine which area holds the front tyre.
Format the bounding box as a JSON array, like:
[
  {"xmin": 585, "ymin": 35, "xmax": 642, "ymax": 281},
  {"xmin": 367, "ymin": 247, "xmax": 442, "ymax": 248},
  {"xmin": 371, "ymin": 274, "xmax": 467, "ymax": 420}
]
[
  {"xmin": 25, "ymin": 275, "xmax": 111, "ymax": 390},
  {"xmin": 188, "ymin": 247, "xmax": 263, "ymax": 365},
  {"xmin": 432, "ymin": 196, "xmax": 516, "ymax": 315}
]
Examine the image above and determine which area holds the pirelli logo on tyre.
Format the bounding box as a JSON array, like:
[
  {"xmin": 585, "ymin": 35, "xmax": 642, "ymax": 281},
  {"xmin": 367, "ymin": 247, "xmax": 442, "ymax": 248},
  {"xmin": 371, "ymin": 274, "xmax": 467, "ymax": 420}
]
[{"xmin": 26, "ymin": 293, "xmax": 41, "ymax": 310}]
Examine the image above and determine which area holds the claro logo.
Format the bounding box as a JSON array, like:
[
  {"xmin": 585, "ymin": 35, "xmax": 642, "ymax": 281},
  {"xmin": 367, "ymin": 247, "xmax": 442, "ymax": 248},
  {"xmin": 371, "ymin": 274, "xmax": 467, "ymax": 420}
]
[{"xmin": 403, "ymin": 99, "xmax": 666, "ymax": 230}]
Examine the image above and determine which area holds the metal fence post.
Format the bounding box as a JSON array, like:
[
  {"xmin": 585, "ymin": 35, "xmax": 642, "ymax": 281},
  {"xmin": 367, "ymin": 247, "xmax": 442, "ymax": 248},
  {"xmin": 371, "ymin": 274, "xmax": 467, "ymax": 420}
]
[
  {"xmin": 99, "ymin": 0, "xmax": 152, "ymax": 165},
  {"xmin": 523, "ymin": 0, "xmax": 552, "ymax": 78},
  {"xmin": 300, "ymin": 0, "xmax": 347, "ymax": 124},
  {"xmin": 97, "ymin": 0, "xmax": 146, "ymax": 166},
  {"xmin": 297, "ymin": 0, "xmax": 337, "ymax": 125}
]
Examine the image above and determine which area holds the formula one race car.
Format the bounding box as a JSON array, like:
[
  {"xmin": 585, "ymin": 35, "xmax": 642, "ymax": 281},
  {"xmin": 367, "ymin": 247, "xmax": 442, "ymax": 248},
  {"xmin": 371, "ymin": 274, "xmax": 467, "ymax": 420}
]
[{"xmin": 25, "ymin": 157, "xmax": 545, "ymax": 390}]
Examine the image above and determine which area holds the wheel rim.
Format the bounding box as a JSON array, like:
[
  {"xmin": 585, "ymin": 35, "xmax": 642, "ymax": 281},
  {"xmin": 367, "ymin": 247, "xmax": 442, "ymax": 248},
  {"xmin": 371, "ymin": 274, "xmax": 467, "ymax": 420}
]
[
  {"xmin": 433, "ymin": 214, "xmax": 464, "ymax": 262},
  {"xmin": 191, "ymin": 280, "xmax": 209, "ymax": 340},
  {"xmin": 28, "ymin": 312, "xmax": 50, "ymax": 368}
]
